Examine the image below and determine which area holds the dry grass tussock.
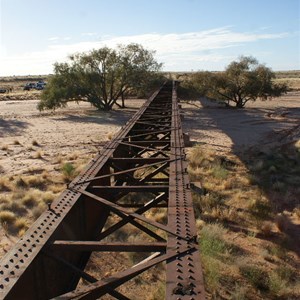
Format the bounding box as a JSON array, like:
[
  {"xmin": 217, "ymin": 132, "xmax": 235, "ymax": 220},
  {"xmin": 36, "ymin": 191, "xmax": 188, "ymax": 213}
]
[
  {"xmin": 188, "ymin": 144, "xmax": 300, "ymax": 299},
  {"xmin": 0, "ymin": 151, "xmax": 95, "ymax": 237},
  {"xmin": 0, "ymin": 170, "xmax": 65, "ymax": 236}
]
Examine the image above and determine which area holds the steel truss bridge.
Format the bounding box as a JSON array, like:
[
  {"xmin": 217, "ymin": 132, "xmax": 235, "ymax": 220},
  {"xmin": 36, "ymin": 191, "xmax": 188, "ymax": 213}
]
[{"xmin": 0, "ymin": 81, "xmax": 205, "ymax": 299}]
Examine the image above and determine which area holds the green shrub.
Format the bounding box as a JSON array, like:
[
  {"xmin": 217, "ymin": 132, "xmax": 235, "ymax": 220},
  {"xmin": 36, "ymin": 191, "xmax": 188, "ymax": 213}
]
[
  {"xmin": 211, "ymin": 164, "xmax": 228, "ymax": 179},
  {"xmin": 248, "ymin": 199, "xmax": 271, "ymax": 219},
  {"xmin": 201, "ymin": 256, "xmax": 221, "ymax": 293},
  {"xmin": 268, "ymin": 271, "xmax": 287, "ymax": 296},
  {"xmin": 200, "ymin": 223, "xmax": 227, "ymax": 257},
  {"xmin": 239, "ymin": 265, "xmax": 269, "ymax": 291},
  {"xmin": 62, "ymin": 162, "xmax": 76, "ymax": 179}
]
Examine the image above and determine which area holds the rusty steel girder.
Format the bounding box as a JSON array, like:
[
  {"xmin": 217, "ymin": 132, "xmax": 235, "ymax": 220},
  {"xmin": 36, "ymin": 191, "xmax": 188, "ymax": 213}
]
[{"xmin": 0, "ymin": 81, "xmax": 205, "ymax": 299}]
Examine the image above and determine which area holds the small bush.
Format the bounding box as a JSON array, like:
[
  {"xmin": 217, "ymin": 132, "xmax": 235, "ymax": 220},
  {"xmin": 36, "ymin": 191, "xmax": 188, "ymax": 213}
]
[
  {"xmin": 211, "ymin": 206, "xmax": 238, "ymax": 223},
  {"xmin": 248, "ymin": 199, "xmax": 271, "ymax": 219},
  {"xmin": 267, "ymin": 245, "xmax": 287, "ymax": 259},
  {"xmin": 41, "ymin": 191, "xmax": 55, "ymax": 205},
  {"xmin": 1, "ymin": 201, "xmax": 27, "ymax": 215},
  {"xmin": 201, "ymin": 255, "xmax": 221, "ymax": 294},
  {"xmin": 26, "ymin": 175, "xmax": 46, "ymax": 189},
  {"xmin": 62, "ymin": 162, "xmax": 76, "ymax": 179},
  {"xmin": 211, "ymin": 164, "xmax": 228, "ymax": 180},
  {"xmin": 0, "ymin": 178, "xmax": 12, "ymax": 191},
  {"xmin": 268, "ymin": 271, "xmax": 287, "ymax": 296},
  {"xmin": 239, "ymin": 265, "xmax": 269, "ymax": 291},
  {"xmin": 15, "ymin": 217, "xmax": 29, "ymax": 231},
  {"xmin": 107, "ymin": 132, "xmax": 114, "ymax": 140},
  {"xmin": 32, "ymin": 140, "xmax": 39, "ymax": 146},
  {"xmin": 188, "ymin": 146, "xmax": 206, "ymax": 169},
  {"xmin": 18, "ymin": 228, "xmax": 27, "ymax": 237},
  {"xmin": 0, "ymin": 210, "xmax": 16, "ymax": 225},
  {"xmin": 14, "ymin": 140, "xmax": 21, "ymax": 145},
  {"xmin": 231, "ymin": 283, "xmax": 247, "ymax": 300},
  {"xmin": 68, "ymin": 152, "xmax": 79, "ymax": 161},
  {"xmin": 31, "ymin": 203, "xmax": 47, "ymax": 220},
  {"xmin": 22, "ymin": 194, "xmax": 39, "ymax": 207},
  {"xmin": 275, "ymin": 265, "xmax": 294, "ymax": 282},
  {"xmin": 200, "ymin": 223, "xmax": 228, "ymax": 257},
  {"xmin": 15, "ymin": 176, "xmax": 28, "ymax": 188}
]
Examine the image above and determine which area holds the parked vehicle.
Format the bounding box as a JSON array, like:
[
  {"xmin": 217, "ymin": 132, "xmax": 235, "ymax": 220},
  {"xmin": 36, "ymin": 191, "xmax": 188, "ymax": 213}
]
[
  {"xmin": 23, "ymin": 83, "xmax": 36, "ymax": 91},
  {"xmin": 36, "ymin": 82, "xmax": 46, "ymax": 90},
  {"xmin": 23, "ymin": 81, "xmax": 46, "ymax": 91}
]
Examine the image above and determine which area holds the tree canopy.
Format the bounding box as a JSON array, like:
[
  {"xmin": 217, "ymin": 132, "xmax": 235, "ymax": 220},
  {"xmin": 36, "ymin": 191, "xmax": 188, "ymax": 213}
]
[
  {"xmin": 38, "ymin": 44, "xmax": 162, "ymax": 111},
  {"xmin": 188, "ymin": 56, "xmax": 288, "ymax": 108}
]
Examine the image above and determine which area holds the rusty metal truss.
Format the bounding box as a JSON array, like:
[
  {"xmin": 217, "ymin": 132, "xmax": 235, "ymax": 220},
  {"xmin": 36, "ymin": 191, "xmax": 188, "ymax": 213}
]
[{"xmin": 0, "ymin": 81, "xmax": 205, "ymax": 299}]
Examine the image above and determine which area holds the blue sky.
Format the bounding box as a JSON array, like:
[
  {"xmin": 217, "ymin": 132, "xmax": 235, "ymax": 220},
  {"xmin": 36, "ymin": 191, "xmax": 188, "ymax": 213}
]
[{"xmin": 0, "ymin": 0, "xmax": 299, "ymax": 75}]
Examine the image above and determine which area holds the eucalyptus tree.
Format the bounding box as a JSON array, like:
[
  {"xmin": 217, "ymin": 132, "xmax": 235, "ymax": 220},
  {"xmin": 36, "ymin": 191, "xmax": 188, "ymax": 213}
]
[
  {"xmin": 38, "ymin": 44, "xmax": 162, "ymax": 111},
  {"xmin": 189, "ymin": 56, "xmax": 288, "ymax": 108}
]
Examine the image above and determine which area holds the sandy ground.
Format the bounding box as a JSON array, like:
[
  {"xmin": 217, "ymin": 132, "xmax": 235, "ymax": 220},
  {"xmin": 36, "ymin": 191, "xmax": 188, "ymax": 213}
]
[
  {"xmin": 0, "ymin": 92, "xmax": 299, "ymax": 184},
  {"xmin": 0, "ymin": 99, "xmax": 143, "ymax": 176},
  {"xmin": 181, "ymin": 92, "xmax": 300, "ymax": 153}
]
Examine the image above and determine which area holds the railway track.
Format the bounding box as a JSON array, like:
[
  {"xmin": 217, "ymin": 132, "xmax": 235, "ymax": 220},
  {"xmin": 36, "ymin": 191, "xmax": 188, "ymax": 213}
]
[{"xmin": 0, "ymin": 81, "xmax": 205, "ymax": 299}]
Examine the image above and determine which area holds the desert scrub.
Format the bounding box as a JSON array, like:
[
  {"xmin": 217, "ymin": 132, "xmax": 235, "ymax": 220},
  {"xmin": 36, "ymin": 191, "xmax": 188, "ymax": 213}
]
[
  {"xmin": 21, "ymin": 192, "xmax": 39, "ymax": 207},
  {"xmin": 14, "ymin": 217, "xmax": 29, "ymax": 232},
  {"xmin": 194, "ymin": 192, "xmax": 223, "ymax": 212},
  {"xmin": 67, "ymin": 151, "xmax": 79, "ymax": 161},
  {"xmin": 199, "ymin": 223, "xmax": 234, "ymax": 294},
  {"xmin": 268, "ymin": 271, "xmax": 288, "ymax": 296},
  {"xmin": 201, "ymin": 255, "xmax": 221, "ymax": 294},
  {"xmin": 32, "ymin": 139, "xmax": 39, "ymax": 146},
  {"xmin": 187, "ymin": 145, "xmax": 206, "ymax": 169},
  {"xmin": 211, "ymin": 163, "xmax": 228, "ymax": 180},
  {"xmin": 267, "ymin": 245, "xmax": 287, "ymax": 260},
  {"xmin": 25, "ymin": 175, "xmax": 46, "ymax": 190},
  {"xmin": 199, "ymin": 223, "xmax": 228, "ymax": 258},
  {"xmin": 31, "ymin": 203, "xmax": 47, "ymax": 220},
  {"xmin": 248, "ymin": 198, "xmax": 271, "ymax": 220},
  {"xmin": 41, "ymin": 191, "xmax": 56, "ymax": 205},
  {"xmin": 239, "ymin": 264, "xmax": 269, "ymax": 291},
  {"xmin": 61, "ymin": 162, "xmax": 76, "ymax": 180},
  {"xmin": 267, "ymin": 265, "xmax": 295, "ymax": 296},
  {"xmin": 0, "ymin": 177, "xmax": 12, "ymax": 191},
  {"xmin": 15, "ymin": 176, "xmax": 28, "ymax": 188},
  {"xmin": 0, "ymin": 200, "xmax": 26, "ymax": 216},
  {"xmin": 231, "ymin": 283, "xmax": 247, "ymax": 300},
  {"xmin": 0, "ymin": 210, "xmax": 16, "ymax": 225}
]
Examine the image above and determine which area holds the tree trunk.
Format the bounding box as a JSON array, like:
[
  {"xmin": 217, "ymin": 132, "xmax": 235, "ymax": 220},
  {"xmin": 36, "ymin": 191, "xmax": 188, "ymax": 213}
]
[
  {"xmin": 121, "ymin": 92, "xmax": 125, "ymax": 108},
  {"xmin": 236, "ymin": 101, "xmax": 244, "ymax": 108},
  {"xmin": 103, "ymin": 102, "xmax": 113, "ymax": 111},
  {"xmin": 235, "ymin": 96, "xmax": 245, "ymax": 108}
]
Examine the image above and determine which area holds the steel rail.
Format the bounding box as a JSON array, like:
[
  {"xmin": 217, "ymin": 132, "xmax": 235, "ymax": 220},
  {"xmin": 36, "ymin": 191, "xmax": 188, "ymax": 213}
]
[{"xmin": 0, "ymin": 81, "xmax": 205, "ymax": 299}]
